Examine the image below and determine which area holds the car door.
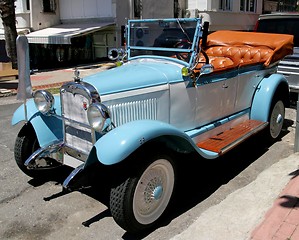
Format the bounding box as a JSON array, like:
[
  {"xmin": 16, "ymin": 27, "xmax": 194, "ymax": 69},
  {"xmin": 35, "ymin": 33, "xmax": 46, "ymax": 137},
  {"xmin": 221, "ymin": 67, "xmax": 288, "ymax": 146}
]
[
  {"xmin": 234, "ymin": 67, "xmax": 264, "ymax": 112},
  {"xmin": 194, "ymin": 71, "xmax": 238, "ymax": 127}
]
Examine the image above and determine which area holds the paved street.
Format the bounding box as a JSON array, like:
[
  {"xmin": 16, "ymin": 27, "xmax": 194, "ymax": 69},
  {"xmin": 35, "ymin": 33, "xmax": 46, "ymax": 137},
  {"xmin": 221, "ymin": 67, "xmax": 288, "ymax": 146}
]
[{"xmin": 0, "ymin": 94, "xmax": 297, "ymax": 239}]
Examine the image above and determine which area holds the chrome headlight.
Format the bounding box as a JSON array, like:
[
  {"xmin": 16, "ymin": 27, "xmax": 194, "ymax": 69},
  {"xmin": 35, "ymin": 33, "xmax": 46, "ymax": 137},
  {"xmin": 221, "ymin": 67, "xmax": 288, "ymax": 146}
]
[
  {"xmin": 87, "ymin": 103, "xmax": 111, "ymax": 132},
  {"xmin": 33, "ymin": 90, "xmax": 55, "ymax": 115}
]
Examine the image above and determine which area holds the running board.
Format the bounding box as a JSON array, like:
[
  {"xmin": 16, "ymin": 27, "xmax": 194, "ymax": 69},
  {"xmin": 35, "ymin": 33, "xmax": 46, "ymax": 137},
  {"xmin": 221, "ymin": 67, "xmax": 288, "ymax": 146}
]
[{"xmin": 196, "ymin": 120, "xmax": 268, "ymax": 155}]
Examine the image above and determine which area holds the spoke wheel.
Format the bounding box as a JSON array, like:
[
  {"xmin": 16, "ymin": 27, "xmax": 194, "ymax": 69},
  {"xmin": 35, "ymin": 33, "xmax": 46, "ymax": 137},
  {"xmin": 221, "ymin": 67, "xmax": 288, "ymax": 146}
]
[
  {"xmin": 133, "ymin": 159, "xmax": 174, "ymax": 225},
  {"xmin": 110, "ymin": 155, "xmax": 175, "ymax": 233}
]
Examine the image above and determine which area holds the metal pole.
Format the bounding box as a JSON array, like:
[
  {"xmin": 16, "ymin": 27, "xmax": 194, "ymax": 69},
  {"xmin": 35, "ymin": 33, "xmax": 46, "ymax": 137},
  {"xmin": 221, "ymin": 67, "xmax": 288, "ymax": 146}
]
[
  {"xmin": 16, "ymin": 35, "xmax": 32, "ymax": 122},
  {"xmin": 294, "ymin": 92, "xmax": 299, "ymax": 152}
]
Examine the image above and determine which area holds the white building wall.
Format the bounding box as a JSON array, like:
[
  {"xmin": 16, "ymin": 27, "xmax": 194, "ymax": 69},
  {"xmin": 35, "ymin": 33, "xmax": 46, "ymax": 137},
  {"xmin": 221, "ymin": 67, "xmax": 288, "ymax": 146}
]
[
  {"xmin": 30, "ymin": 0, "xmax": 60, "ymax": 31},
  {"xmin": 186, "ymin": 0, "xmax": 263, "ymax": 31},
  {"xmin": 59, "ymin": 0, "xmax": 115, "ymax": 21},
  {"xmin": 142, "ymin": 0, "xmax": 174, "ymax": 18},
  {"xmin": 188, "ymin": 0, "xmax": 208, "ymax": 10},
  {"xmin": 0, "ymin": 0, "xmax": 30, "ymax": 30}
]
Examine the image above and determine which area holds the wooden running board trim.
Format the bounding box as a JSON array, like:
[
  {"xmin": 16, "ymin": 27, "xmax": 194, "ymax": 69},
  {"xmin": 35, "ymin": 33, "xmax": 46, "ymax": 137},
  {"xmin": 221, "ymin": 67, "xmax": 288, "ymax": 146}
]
[{"xmin": 196, "ymin": 119, "xmax": 268, "ymax": 155}]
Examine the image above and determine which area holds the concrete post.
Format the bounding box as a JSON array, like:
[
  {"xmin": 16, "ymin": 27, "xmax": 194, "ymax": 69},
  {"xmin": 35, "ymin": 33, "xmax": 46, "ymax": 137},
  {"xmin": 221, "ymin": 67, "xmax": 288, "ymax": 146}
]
[{"xmin": 294, "ymin": 93, "xmax": 299, "ymax": 152}]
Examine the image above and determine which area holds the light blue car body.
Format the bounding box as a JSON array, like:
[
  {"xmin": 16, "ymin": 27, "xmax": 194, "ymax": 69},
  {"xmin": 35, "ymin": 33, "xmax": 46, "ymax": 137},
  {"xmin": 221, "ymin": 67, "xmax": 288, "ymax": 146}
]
[
  {"xmin": 250, "ymin": 73, "xmax": 288, "ymax": 122},
  {"xmin": 12, "ymin": 69, "xmax": 288, "ymax": 166},
  {"xmin": 12, "ymin": 18, "xmax": 290, "ymax": 169}
]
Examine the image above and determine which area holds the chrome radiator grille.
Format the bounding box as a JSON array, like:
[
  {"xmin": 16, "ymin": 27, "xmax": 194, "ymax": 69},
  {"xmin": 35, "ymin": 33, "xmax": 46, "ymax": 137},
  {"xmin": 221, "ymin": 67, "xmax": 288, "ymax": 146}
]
[
  {"xmin": 108, "ymin": 98, "xmax": 158, "ymax": 127},
  {"xmin": 62, "ymin": 91, "xmax": 89, "ymax": 124},
  {"xmin": 61, "ymin": 81, "xmax": 158, "ymax": 156},
  {"xmin": 61, "ymin": 90, "xmax": 93, "ymax": 155}
]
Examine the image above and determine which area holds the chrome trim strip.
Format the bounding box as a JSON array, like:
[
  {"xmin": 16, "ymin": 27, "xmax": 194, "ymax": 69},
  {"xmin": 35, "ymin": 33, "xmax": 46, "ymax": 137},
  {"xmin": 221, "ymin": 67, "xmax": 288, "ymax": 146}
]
[
  {"xmin": 24, "ymin": 140, "xmax": 64, "ymax": 169},
  {"xmin": 62, "ymin": 163, "xmax": 85, "ymax": 190},
  {"xmin": 61, "ymin": 81, "xmax": 100, "ymax": 103},
  {"xmin": 101, "ymin": 84, "xmax": 169, "ymax": 101},
  {"xmin": 55, "ymin": 114, "xmax": 92, "ymax": 129}
]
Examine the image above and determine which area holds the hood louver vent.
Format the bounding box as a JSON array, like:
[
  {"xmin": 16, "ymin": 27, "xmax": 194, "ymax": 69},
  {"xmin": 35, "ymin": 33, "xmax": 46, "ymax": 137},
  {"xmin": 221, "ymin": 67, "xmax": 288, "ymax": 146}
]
[{"xmin": 108, "ymin": 98, "xmax": 158, "ymax": 127}]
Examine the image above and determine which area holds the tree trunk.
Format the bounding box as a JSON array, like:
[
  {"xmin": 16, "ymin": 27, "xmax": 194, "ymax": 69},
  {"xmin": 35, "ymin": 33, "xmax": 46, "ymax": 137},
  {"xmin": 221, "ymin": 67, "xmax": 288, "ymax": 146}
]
[{"xmin": 0, "ymin": 0, "xmax": 18, "ymax": 69}]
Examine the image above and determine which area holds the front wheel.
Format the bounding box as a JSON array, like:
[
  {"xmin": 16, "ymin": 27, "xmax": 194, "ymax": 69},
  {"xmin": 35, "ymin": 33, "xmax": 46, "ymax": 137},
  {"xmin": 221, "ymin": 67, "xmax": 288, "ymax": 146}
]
[
  {"xmin": 268, "ymin": 98, "xmax": 285, "ymax": 140},
  {"xmin": 109, "ymin": 155, "xmax": 176, "ymax": 233},
  {"xmin": 14, "ymin": 124, "xmax": 61, "ymax": 178}
]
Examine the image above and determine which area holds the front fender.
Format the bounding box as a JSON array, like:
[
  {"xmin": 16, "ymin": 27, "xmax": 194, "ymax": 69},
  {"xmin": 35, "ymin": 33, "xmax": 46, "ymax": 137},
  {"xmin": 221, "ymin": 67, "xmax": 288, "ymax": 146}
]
[
  {"xmin": 12, "ymin": 97, "xmax": 63, "ymax": 148},
  {"xmin": 250, "ymin": 73, "xmax": 288, "ymax": 122},
  {"xmin": 92, "ymin": 120, "xmax": 196, "ymax": 165}
]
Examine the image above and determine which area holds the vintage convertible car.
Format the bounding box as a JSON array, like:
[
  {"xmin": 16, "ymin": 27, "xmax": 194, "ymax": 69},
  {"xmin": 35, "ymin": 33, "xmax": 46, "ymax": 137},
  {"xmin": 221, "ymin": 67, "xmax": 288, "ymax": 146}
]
[{"xmin": 12, "ymin": 18, "xmax": 293, "ymax": 233}]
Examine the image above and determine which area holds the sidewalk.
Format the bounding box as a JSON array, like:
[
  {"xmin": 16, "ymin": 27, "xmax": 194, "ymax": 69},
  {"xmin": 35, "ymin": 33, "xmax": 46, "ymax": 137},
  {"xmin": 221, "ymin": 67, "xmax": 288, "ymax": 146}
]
[
  {"xmin": 250, "ymin": 168, "xmax": 299, "ymax": 240},
  {"xmin": 1, "ymin": 63, "xmax": 299, "ymax": 240},
  {"xmin": 171, "ymin": 153, "xmax": 299, "ymax": 240},
  {"xmin": 0, "ymin": 62, "xmax": 115, "ymax": 97}
]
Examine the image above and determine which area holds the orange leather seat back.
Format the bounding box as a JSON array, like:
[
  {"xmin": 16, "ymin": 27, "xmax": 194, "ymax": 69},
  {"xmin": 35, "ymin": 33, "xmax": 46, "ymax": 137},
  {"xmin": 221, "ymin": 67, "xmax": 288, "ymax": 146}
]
[
  {"xmin": 205, "ymin": 45, "xmax": 274, "ymax": 67},
  {"xmin": 195, "ymin": 55, "xmax": 235, "ymax": 73},
  {"xmin": 205, "ymin": 30, "xmax": 294, "ymax": 67}
]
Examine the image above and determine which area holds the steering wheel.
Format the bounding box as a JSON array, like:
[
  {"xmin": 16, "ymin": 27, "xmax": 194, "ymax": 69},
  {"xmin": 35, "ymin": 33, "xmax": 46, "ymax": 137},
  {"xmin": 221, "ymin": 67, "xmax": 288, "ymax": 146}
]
[
  {"xmin": 200, "ymin": 48, "xmax": 209, "ymax": 64},
  {"xmin": 175, "ymin": 41, "xmax": 192, "ymax": 62},
  {"xmin": 193, "ymin": 48, "xmax": 211, "ymax": 73}
]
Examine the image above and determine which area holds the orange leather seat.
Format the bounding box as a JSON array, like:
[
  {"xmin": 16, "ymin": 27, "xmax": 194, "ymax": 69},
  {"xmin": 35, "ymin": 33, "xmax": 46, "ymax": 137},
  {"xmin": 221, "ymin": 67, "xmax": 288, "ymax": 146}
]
[
  {"xmin": 195, "ymin": 55, "xmax": 236, "ymax": 72},
  {"xmin": 195, "ymin": 30, "xmax": 294, "ymax": 73}
]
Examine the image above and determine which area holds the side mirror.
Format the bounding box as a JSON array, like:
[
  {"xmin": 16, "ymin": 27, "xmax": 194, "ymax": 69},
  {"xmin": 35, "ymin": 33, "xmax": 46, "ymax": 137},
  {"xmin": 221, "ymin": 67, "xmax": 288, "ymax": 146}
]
[
  {"xmin": 108, "ymin": 48, "xmax": 125, "ymax": 61},
  {"xmin": 200, "ymin": 64, "xmax": 214, "ymax": 76}
]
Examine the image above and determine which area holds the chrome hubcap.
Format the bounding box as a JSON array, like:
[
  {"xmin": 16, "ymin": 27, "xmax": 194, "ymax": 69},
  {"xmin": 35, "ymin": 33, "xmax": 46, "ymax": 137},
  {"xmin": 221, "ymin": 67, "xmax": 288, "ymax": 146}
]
[
  {"xmin": 270, "ymin": 100, "xmax": 284, "ymax": 139},
  {"xmin": 152, "ymin": 185, "xmax": 163, "ymax": 200}
]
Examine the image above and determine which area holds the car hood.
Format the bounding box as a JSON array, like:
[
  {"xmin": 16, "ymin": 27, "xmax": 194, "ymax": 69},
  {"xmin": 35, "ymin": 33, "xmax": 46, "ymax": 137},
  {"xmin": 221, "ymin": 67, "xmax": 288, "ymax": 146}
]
[{"xmin": 83, "ymin": 60, "xmax": 183, "ymax": 96}]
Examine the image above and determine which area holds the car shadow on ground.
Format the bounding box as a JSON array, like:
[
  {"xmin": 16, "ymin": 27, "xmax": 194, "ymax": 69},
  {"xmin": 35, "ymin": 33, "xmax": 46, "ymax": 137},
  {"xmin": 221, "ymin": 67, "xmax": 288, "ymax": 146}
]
[{"xmin": 26, "ymin": 117, "xmax": 293, "ymax": 239}]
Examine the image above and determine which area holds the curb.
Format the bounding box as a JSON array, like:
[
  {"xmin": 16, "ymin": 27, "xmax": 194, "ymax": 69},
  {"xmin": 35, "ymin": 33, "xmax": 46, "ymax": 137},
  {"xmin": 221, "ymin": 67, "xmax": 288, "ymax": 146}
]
[
  {"xmin": 0, "ymin": 62, "xmax": 116, "ymax": 98},
  {"xmin": 0, "ymin": 82, "xmax": 69, "ymax": 98},
  {"xmin": 32, "ymin": 81, "xmax": 69, "ymax": 90},
  {"xmin": 0, "ymin": 89, "xmax": 17, "ymax": 98}
]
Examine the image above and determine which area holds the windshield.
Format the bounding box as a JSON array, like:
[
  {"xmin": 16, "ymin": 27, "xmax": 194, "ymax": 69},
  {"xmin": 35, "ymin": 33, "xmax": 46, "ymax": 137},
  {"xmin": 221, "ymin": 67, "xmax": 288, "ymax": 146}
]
[{"xmin": 127, "ymin": 18, "xmax": 202, "ymax": 66}]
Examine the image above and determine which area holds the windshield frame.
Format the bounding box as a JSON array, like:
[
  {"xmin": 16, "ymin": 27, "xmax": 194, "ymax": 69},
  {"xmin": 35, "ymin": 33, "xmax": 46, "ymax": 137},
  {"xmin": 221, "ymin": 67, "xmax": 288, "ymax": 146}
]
[{"xmin": 126, "ymin": 18, "xmax": 202, "ymax": 67}]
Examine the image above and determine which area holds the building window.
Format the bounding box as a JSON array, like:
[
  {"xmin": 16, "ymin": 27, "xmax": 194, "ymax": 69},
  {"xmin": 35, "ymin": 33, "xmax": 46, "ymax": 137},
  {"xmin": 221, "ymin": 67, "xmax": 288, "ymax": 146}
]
[
  {"xmin": 240, "ymin": 0, "xmax": 256, "ymax": 12},
  {"xmin": 15, "ymin": 0, "xmax": 30, "ymax": 13},
  {"xmin": 42, "ymin": 0, "xmax": 56, "ymax": 13},
  {"xmin": 263, "ymin": 0, "xmax": 299, "ymax": 13},
  {"xmin": 276, "ymin": 0, "xmax": 298, "ymax": 12},
  {"xmin": 219, "ymin": 0, "xmax": 232, "ymax": 11}
]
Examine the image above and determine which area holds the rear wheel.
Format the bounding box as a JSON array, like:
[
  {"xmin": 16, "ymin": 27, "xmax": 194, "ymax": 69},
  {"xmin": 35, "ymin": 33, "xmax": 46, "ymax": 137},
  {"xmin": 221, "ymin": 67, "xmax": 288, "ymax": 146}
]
[
  {"xmin": 109, "ymin": 154, "xmax": 175, "ymax": 233},
  {"xmin": 268, "ymin": 98, "xmax": 285, "ymax": 140}
]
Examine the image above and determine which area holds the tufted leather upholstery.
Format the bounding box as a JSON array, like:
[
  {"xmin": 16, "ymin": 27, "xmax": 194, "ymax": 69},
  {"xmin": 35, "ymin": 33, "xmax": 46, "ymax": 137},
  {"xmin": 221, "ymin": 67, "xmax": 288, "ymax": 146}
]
[
  {"xmin": 195, "ymin": 55, "xmax": 235, "ymax": 72},
  {"xmin": 195, "ymin": 30, "xmax": 294, "ymax": 73},
  {"xmin": 207, "ymin": 46, "xmax": 273, "ymax": 66}
]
